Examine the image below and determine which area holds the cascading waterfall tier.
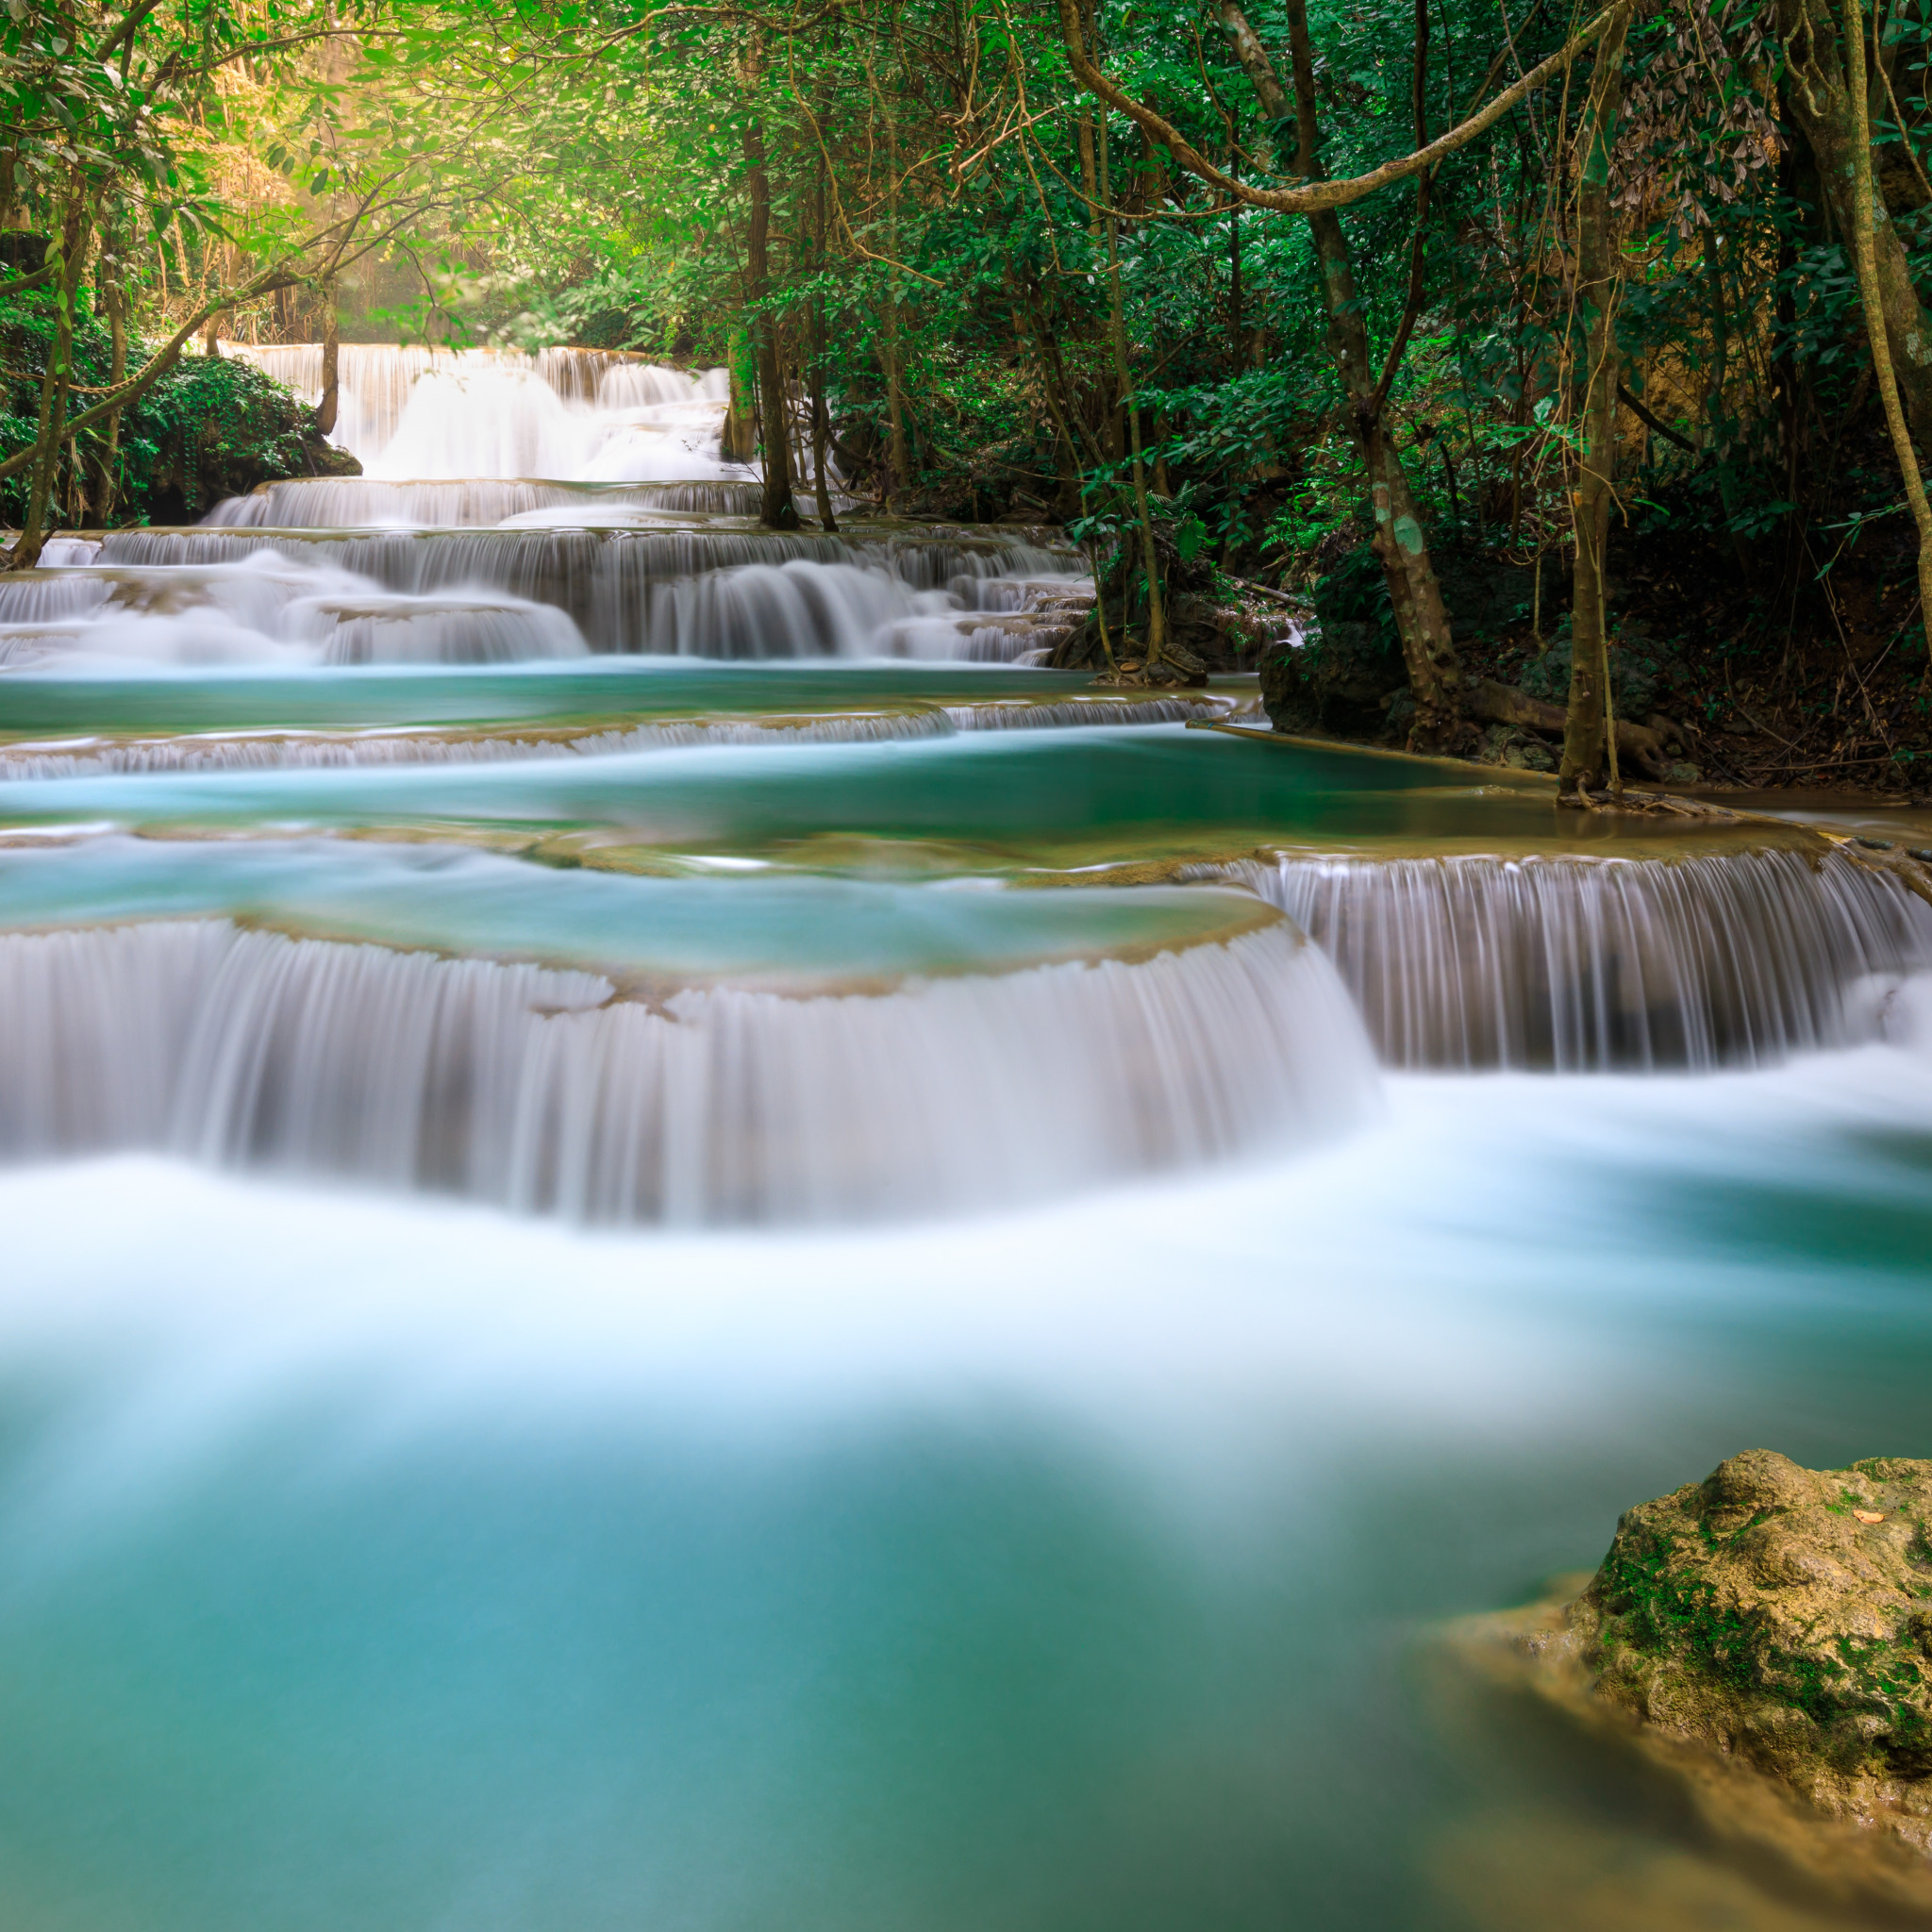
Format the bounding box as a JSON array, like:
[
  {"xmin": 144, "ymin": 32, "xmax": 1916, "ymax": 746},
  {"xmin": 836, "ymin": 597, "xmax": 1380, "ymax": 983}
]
[
  {"xmin": 1225, "ymin": 844, "xmax": 1932, "ymax": 1069},
  {"xmin": 0, "ymin": 911, "xmax": 1377, "ymax": 1224},
  {"xmin": 76, "ymin": 528, "xmax": 1085, "ymax": 658},
  {"xmin": 0, "ymin": 696, "xmax": 1233, "ymax": 778},
  {"xmin": 205, "ymin": 477, "xmax": 812, "ymax": 527},
  {"xmin": 0, "ymin": 557, "xmax": 590, "ymax": 670}
]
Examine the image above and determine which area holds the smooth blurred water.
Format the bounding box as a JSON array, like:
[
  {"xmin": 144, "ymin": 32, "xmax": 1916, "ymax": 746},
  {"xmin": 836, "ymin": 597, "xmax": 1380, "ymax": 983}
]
[
  {"xmin": 1, "ymin": 1048, "xmax": 1928, "ymax": 1931},
  {"xmin": 9, "ymin": 371, "xmax": 1932, "ymax": 1926}
]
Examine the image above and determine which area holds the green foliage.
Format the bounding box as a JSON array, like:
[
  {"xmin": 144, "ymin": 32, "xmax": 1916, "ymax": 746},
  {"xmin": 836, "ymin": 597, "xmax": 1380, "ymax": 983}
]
[{"xmin": 1, "ymin": 291, "xmax": 345, "ymax": 525}]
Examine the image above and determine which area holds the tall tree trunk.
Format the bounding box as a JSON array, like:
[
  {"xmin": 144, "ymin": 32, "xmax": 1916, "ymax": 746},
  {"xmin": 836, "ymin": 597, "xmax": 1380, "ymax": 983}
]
[
  {"xmin": 6, "ymin": 188, "xmax": 92, "ymax": 572},
  {"xmin": 743, "ymin": 106, "xmax": 800, "ymax": 530},
  {"xmin": 1776, "ymin": 0, "xmax": 1932, "ymax": 448},
  {"xmin": 809, "ymin": 156, "xmax": 840, "ymax": 532},
  {"xmin": 1083, "ymin": 8, "xmax": 1166, "ymax": 667},
  {"xmin": 95, "ymin": 229, "xmax": 127, "ymax": 523},
  {"xmin": 1840, "ymin": 0, "xmax": 1932, "ymax": 688},
  {"xmin": 721, "ymin": 325, "xmax": 758, "ymax": 464},
  {"xmin": 1228, "ymin": 149, "xmax": 1245, "ymax": 377},
  {"xmin": 1221, "ymin": 0, "xmax": 1465, "ymax": 742},
  {"xmin": 1560, "ymin": 10, "xmax": 1630, "ymax": 798},
  {"xmin": 317, "ymin": 278, "xmax": 341, "ymax": 437}
]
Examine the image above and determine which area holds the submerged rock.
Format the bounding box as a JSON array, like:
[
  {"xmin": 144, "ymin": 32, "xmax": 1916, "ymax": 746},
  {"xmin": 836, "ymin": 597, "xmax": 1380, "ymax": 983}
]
[{"xmin": 1450, "ymin": 1452, "xmax": 1932, "ymax": 1914}]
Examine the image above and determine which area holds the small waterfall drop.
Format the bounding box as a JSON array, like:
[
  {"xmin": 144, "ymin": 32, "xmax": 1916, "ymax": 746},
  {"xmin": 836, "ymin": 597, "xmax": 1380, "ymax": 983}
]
[
  {"xmin": 0, "ymin": 917, "xmax": 1378, "ymax": 1224},
  {"xmin": 0, "ymin": 697, "xmax": 1235, "ymax": 778},
  {"xmin": 1224, "ymin": 845, "xmax": 1932, "ymax": 1068}
]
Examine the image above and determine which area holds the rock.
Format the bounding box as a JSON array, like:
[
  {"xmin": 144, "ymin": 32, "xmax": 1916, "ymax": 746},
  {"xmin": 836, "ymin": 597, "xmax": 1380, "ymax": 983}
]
[
  {"xmin": 130, "ymin": 354, "xmax": 359, "ymax": 523},
  {"xmin": 1857, "ymin": 837, "xmax": 1897, "ymax": 851},
  {"xmin": 1258, "ymin": 618, "xmax": 1405, "ymax": 738},
  {"xmin": 1575, "ymin": 1452, "xmax": 1932, "ymax": 1820},
  {"xmin": 1441, "ymin": 1454, "xmax": 1932, "ymax": 1918}
]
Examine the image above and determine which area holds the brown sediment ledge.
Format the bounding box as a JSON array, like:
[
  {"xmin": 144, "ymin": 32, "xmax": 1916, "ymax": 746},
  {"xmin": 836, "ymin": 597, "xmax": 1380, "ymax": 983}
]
[{"xmin": 1447, "ymin": 1452, "xmax": 1932, "ymax": 1918}]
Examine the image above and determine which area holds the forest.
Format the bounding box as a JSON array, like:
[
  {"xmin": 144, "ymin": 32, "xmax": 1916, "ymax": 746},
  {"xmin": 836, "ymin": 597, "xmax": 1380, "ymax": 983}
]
[{"xmin": 6, "ymin": 0, "xmax": 1932, "ymax": 795}]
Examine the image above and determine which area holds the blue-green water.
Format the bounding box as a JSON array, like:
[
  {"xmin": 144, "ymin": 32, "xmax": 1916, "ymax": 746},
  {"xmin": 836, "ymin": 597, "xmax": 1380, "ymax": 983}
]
[
  {"xmin": 3, "ymin": 527, "xmax": 1929, "ymax": 1930},
  {"xmin": 2, "ymin": 1056, "xmax": 1928, "ymax": 1930}
]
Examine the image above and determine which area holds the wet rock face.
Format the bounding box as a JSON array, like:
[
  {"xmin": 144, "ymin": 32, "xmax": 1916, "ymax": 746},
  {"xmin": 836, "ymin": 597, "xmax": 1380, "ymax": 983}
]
[{"xmin": 1578, "ymin": 1451, "xmax": 1932, "ymax": 1835}]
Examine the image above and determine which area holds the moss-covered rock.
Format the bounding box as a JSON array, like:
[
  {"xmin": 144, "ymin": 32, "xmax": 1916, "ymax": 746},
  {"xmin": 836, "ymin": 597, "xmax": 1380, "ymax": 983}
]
[
  {"xmin": 1449, "ymin": 1451, "xmax": 1932, "ymax": 1908},
  {"xmin": 117, "ymin": 353, "xmax": 357, "ymax": 523},
  {"xmin": 1424, "ymin": 1453, "xmax": 1932, "ymax": 1925},
  {"xmin": 1576, "ymin": 1450, "xmax": 1932, "ymax": 1830}
]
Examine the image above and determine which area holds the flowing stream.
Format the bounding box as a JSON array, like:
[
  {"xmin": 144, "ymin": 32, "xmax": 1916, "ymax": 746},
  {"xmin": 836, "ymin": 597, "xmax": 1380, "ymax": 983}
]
[{"xmin": 3, "ymin": 343, "xmax": 1931, "ymax": 1930}]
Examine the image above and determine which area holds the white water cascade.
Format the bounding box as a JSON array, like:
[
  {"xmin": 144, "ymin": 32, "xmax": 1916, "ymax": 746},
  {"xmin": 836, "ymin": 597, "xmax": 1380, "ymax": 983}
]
[
  {"xmin": 0, "ymin": 552, "xmax": 590, "ymax": 670},
  {"xmin": 221, "ymin": 343, "xmax": 746, "ymax": 482},
  {"xmin": 0, "ymin": 917, "xmax": 1377, "ymax": 1224},
  {"xmin": 1225, "ymin": 844, "xmax": 1932, "ymax": 1068},
  {"xmin": 0, "ymin": 697, "xmax": 1234, "ymax": 779},
  {"xmin": 205, "ymin": 477, "xmax": 785, "ymax": 527},
  {"xmin": 57, "ymin": 528, "xmax": 1084, "ymax": 659},
  {"xmin": 0, "ymin": 338, "xmax": 1091, "ymax": 668}
]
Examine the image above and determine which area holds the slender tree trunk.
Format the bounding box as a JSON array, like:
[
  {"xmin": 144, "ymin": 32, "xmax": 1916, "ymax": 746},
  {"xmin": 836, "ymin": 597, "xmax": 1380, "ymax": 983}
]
[
  {"xmin": 1228, "ymin": 149, "xmax": 1245, "ymax": 377},
  {"xmin": 1840, "ymin": 0, "xmax": 1932, "ymax": 689},
  {"xmin": 809, "ymin": 351, "xmax": 839, "ymax": 530},
  {"xmin": 810, "ymin": 157, "xmax": 840, "ymax": 532},
  {"xmin": 1083, "ymin": 9, "xmax": 1165, "ymax": 667},
  {"xmin": 95, "ymin": 232, "xmax": 127, "ymax": 523},
  {"xmin": 1777, "ymin": 0, "xmax": 1932, "ymax": 449},
  {"xmin": 6, "ymin": 188, "xmax": 92, "ymax": 572},
  {"xmin": 1560, "ymin": 10, "xmax": 1630, "ymax": 798},
  {"xmin": 1099, "ymin": 138, "xmax": 1167, "ymax": 667},
  {"xmin": 317, "ymin": 278, "xmax": 341, "ymax": 437},
  {"xmin": 743, "ymin": 104, "xmax": 800, "ymax": 530},
  {"xmin": 1220, "ymin": 0, "xmax": 1464, "ymax": 741}
]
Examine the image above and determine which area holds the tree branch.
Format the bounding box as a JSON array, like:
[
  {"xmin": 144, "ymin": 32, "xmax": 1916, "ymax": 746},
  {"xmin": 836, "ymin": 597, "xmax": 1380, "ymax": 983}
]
[
  {"xmin": 1056, "ymin": 0, "xmax": 1625, "ymax": 214},
  {"xmin": 1617, "ymin": 382, "xmax": 1696, "ymax": 452}
]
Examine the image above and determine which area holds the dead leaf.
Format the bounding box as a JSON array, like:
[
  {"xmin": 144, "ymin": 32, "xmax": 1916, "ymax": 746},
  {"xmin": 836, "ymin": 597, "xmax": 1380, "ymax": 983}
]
[{"xmin": 1854, "ymin": 1509, "xmax": 1886, "ymax": 1524}]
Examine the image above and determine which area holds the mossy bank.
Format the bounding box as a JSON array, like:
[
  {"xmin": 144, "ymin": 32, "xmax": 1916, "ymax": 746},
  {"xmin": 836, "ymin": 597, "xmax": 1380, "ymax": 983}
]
[{"xmin": 3, "ymin": 294, "xmax": 356, "ymax": 528}]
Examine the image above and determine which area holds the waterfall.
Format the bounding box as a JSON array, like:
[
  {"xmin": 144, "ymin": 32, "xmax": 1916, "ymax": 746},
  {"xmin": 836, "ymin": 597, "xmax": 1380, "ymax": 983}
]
[
  {"xmin": 76, "ymin": 529, "xmax": 1086, "ymax": 657},
  {"xmin": 204, "ymin": 478, "xmax": 793, "ymax": 527},
  {"xmin": 220, "ymin": 343, "xmax": 730, "ymax": 474},
  {"xmin": 290, "ymin": 589, "xmax": 588, "ymax": 665},
  {"xmin": 0, "ymin": 918, "xmax": 1378, "ymax": 1224},
  {"xmin": 0, "ymin": 555, "xmax": 589, "ymax": 671},
  {"xmin": 1221, "ymin": 845, "xmax": 1932, "ymax": 1069},
  {"xmin": 0, "ymin": 697, "xmax": 1235, "ymax": 779},
  {"xmin": 0, "ymin": 713, "xmax": 956, "ymax": 777}
]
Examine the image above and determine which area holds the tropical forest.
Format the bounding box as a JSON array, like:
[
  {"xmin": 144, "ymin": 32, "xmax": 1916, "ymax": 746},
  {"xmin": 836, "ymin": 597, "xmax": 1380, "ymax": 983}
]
[{"xmin": 5, "ymin": 2, "xmax": 1932, "ymax": 1928}]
